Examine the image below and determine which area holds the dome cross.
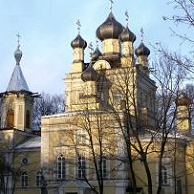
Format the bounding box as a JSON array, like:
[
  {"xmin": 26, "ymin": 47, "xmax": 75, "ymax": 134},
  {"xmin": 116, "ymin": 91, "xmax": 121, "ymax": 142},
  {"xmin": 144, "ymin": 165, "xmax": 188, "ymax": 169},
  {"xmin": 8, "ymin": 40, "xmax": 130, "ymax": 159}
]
[
  {"xmin": 125, "ymin": 10, "xmax": 129, "ymax": 24},
  {"xmin": 109, "ymin": 0, "xmax": 114, "ymax": 12},
  {"xmin": 140, "ymin": 27, "xmax": 144, "ymax": 43},
  {"xmin": 88, "ymin": 42, "xmax": 94, "ymax": 57},
  {"xmin": 16, "ymin": 32, "xmax": 21, "ymax": 48},
  {"xmin": 76, "ymin": 19, "xmax": 81, "ymax": 34}
]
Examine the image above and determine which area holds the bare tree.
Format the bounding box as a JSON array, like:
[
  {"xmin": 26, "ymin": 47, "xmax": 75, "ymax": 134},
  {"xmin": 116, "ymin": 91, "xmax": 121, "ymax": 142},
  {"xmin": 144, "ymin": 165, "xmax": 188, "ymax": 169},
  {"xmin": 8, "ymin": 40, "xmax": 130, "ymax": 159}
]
[
  {"xmin": 0, "ymin": 151, "xmax": 24, "ymax": 194},
  {"xmin": 156, "ymin": 0, "xmax": 194, "ymax": 76},
  {"xmin": 163, "ymin": 0, "xmax": 194, "ymax": 46},
  {"xmin": 33, "ymin": 92, "xmax": 65, "ymax": 129},
  {"xmin": 105, "ymin": 49, "xmax": 189, "ymax": 194}
]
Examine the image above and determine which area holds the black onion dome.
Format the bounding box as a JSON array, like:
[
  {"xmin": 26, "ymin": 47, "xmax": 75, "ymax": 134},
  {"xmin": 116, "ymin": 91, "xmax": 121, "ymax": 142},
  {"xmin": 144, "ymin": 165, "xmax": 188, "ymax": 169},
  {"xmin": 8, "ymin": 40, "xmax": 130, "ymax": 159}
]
[
  {"xmin": 81, "ymin": 63, "xmax": 99, "ymax": 82},
  {"xmin": 135, "ymin": 42, "xmax": 150, "ymax": 57},
  {"xmin": 71, "ymin": 34, "xmax": 87, "ymax": 49},
  {"xmin": 96, "ymin": 12, "xmax": 124, "ymax": 41},
  {"xmin": 176, "ymin": 93, "xmax": 191, "ymax": 106},
  {"xmin": 91, "ymin": 47, "xmax": 102, "ymax": 61},
  {"xmin": 120, "ymin": 25, "xmax": 136, "ymax": 43}
]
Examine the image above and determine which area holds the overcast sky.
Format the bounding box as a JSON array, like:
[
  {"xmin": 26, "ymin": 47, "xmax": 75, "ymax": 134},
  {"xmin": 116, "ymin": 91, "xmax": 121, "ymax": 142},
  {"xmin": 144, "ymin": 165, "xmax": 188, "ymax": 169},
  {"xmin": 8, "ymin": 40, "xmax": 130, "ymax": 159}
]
[{"xmin": 0, "ymin": 0, "xmax": 191, "ymax": 95}]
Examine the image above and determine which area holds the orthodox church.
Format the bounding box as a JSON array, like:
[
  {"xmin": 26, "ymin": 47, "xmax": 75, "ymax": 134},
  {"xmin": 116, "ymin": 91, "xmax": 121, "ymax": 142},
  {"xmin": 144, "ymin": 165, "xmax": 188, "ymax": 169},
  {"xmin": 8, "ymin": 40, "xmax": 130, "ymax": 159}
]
[
  {"xmin": 0, "ymin": 40, "xmax": 41, "ymax": 193},
  {"xmin": 0, "ymin": 3, "xmax": 194, "ymax": 194}
]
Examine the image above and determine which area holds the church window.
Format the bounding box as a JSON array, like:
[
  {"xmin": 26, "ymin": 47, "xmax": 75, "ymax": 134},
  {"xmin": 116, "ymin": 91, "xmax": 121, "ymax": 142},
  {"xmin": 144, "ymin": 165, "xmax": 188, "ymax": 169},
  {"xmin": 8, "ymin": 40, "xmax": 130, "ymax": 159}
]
[
  {"xmin": 26, "ymin": 110, "xmax": 30, "ymax": 128},
  {"xmin": 21, "ymin": 172, "xmax": 28, "ymax": 187},
  {"xmin": 21, "ymin": 157, "xmax": 28, "ymax": 165},
  {"xmin": 161, "ymin": 165, "xmax": 171, "ymax": 186},
  {"xmin": 77, "ymin": 154, "xmax": 86, "ymax": 179},
  {"xmin": 57, "ymin": 154, "xmax": 66, "ymax": 179},
  {"xmin": 98, "ymin": 156, "xmax": 108, "ymax": 178},
  {"xmin": 36, "ymin": 171, "xmax": 42, "ymax": 187},
  {"xmin": 100, "ymin": 92, "xmax": 108, "ymax": 107},
  {"xmin": 113, "ymin": 93, "xmax": 122, "ymax": 105},
  {"xmin": 157, "ymin": 158, "xmax": 172, "ymax": 187},
  {"xmin": 162, "ymin": 166, "xmax": 168, "ymax": 185},
  {"xmin": 7, "ymin": 109, "xmax": 14, "ymax": 127},
  {"xmin": 76, "ymin": 130, "xmax": 86, "ymax": 145}
]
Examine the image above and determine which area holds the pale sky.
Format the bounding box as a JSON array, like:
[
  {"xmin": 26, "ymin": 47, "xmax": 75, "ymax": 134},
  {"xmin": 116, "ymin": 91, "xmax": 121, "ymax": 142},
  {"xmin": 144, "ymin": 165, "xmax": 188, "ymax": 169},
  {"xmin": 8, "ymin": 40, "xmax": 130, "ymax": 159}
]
[{"xmin": 0, "ymin": 0, "xmax": 191, "ymax": 95}]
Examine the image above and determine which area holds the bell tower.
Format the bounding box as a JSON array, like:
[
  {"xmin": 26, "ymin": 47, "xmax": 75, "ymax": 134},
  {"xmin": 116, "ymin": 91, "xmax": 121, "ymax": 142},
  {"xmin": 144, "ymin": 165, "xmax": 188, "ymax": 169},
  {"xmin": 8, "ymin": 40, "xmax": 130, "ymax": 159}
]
[
  {"xmin": 176, "ymin": 93, "xmax": 191, "ymax": 133},
  {"xmin": 0, "ymin": 35, "xmax": 37, "ymax": 133}
]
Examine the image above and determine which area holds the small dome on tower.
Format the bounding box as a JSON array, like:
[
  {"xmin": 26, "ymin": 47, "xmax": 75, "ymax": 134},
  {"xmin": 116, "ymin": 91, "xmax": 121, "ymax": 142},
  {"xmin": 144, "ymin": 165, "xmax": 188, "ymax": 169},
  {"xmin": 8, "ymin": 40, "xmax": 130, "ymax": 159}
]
[
  {"xmin": 176, "ymin": 93, "xmax": 191, "ymax": 106},
  {"xmin": 120, "ymin": 25, "xmax": 136, "ymax": 43},
  {"xmin": 91, "ymin": 47, "xmax": 102, "ymax": 61},
  {"xmin": 71, "ymin": 34, "xmax": 87, "ymax": 49},
  {"xmin": 135, "ymin": 42, "xmax": 150, "ymax": 57},
  {"xmin": 96, "ymin": 12, "xmax": 124, "ymax": 41},
  {"xmin": 14, "ymin": 46, "xmax": 22, "ymax": 64},
  {"xmin": 81, "ymin": 63, "xmax": 99, "ymax": 82}
]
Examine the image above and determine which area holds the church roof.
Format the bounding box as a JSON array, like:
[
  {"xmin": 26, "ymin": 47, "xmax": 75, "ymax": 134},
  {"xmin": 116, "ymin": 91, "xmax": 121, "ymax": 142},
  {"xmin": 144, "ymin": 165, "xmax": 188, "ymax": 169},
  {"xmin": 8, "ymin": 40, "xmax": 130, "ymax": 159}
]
[
  {"xmin": 15, "ymin": 136, "xmax": 41, "ymax": 149},
  {"xmin": 6, "ymin": 64, "xmax": 30, "ymax": 92},
  {"xmin": 6, "ymin": 45, "xmax": 30, "ymax": 92}
]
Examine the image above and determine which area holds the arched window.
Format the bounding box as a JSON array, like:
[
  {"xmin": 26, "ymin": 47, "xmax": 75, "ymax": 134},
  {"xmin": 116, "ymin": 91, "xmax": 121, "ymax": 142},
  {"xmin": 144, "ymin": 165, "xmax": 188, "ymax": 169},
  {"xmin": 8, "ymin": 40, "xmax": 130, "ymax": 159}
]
[
  {"xmin": 77, "ymin": 154, "xmax": 86, "ymax": 179},
  {"xmin": 57, "ymin": 154, "xmax": 66, "ymax": 179},
  {"xmin": 36, "ymin": 171, "xmax": 42, "ymax": 187},
  {"xmin": 7, "ymin": 109, "xmax": 14, "ymax": 127},
  {"xmin": 26, "ymin": 110, "xmax": 30, "ymax": 128},
  {"xmin": 21, "ymin": 172, "xmax": 28, "ymax": 187},
  {"xmin": 98, "ymin": 156, "xmax": 108, "ymax": 178}
]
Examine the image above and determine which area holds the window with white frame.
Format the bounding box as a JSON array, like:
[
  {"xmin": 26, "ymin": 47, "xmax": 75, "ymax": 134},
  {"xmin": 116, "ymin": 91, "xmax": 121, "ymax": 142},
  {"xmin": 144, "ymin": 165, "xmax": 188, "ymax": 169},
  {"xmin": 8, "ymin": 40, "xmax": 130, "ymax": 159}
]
[
  {"xmin": 76, "ymin": 130, "xmax": 86, "ymax": 145},
  {"xmin": 98, "ymin": 156, "xmax": 108, "ymax": 178},
  {"xmin": 77, "ymin": 154, "xmax": 86, "ymax": 179},
  {"xmin": 21, "ymin": 172, "xmax": 28, "ymax": 187},
  {"xmin": 57, "ymin": 154, "xmax": 66, "ymax": 179},
  {"xmin": 36, "ymin": 171, "xmax": 42, "ymax": 187}
]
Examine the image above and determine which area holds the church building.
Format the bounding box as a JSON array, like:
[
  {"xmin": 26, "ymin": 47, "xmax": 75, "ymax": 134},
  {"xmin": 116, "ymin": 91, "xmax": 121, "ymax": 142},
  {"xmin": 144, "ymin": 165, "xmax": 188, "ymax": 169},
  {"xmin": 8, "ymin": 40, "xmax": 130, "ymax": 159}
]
[{"xmin": 0, "ymin": 2, "xmax": 194, "ymax": 194}]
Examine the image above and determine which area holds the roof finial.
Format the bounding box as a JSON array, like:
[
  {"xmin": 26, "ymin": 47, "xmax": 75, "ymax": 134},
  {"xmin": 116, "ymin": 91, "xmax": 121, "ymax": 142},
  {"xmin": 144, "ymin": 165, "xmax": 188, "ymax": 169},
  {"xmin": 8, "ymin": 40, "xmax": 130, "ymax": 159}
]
[
  {"xmin": 96, "ymin": 39, "xmax": 99, "ymax": 47},
  {"xmin": 140, "ymin": 27, "xmax": 144, "ymax": 43},
  {"xmin": 14, "ymin": 33, "xmax": 22, "ymax": 64},
  {"xmin": 109, "ymin": 0, "xmax": 114, "ymax": 12},
  {"xmin": 76, "ymin": 19, "xmax": 81, "ymax": 34},
  {"xmin": 16, "ymin": 33, "xmax": 21, "ymax": 48},
  {"xmin": 125, "ymin": 10, "xmax": 129, "ymax": 25},
  {"xmin": 88, "ymin": 42, "xmax": 94, "ymax": 58}
]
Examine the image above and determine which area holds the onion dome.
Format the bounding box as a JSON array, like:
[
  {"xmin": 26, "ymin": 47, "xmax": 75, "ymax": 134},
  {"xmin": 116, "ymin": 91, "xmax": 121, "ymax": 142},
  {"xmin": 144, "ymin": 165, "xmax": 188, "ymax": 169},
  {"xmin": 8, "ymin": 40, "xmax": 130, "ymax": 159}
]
[
  {"xmin": 91, "ymin": 47, "xmax": 102, "ymax": 61},
  {"xmin": 120, "ymin": 25, "xmax": 136, "ymax": 43},
  {"xmin": 96, "ymin": 12, "xmax": 123, "ymax": 41},
  {"xmin": 135, "ymin": 42, "xmax": 150, "ymax": 57},
  {"xmin": 14, "ymin": 45, "xmax": 22, "ymax": 64},
  {"xmin": 176, "ymin": 93, "xmax": 191, "ymax": 106},
  {"xmin": 71, "ymin": 34, "xmax": 87, "ymax": 49},
  {"xmin": 81, "ymin": 63, "xmax": 99, "ymax": 82}
]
